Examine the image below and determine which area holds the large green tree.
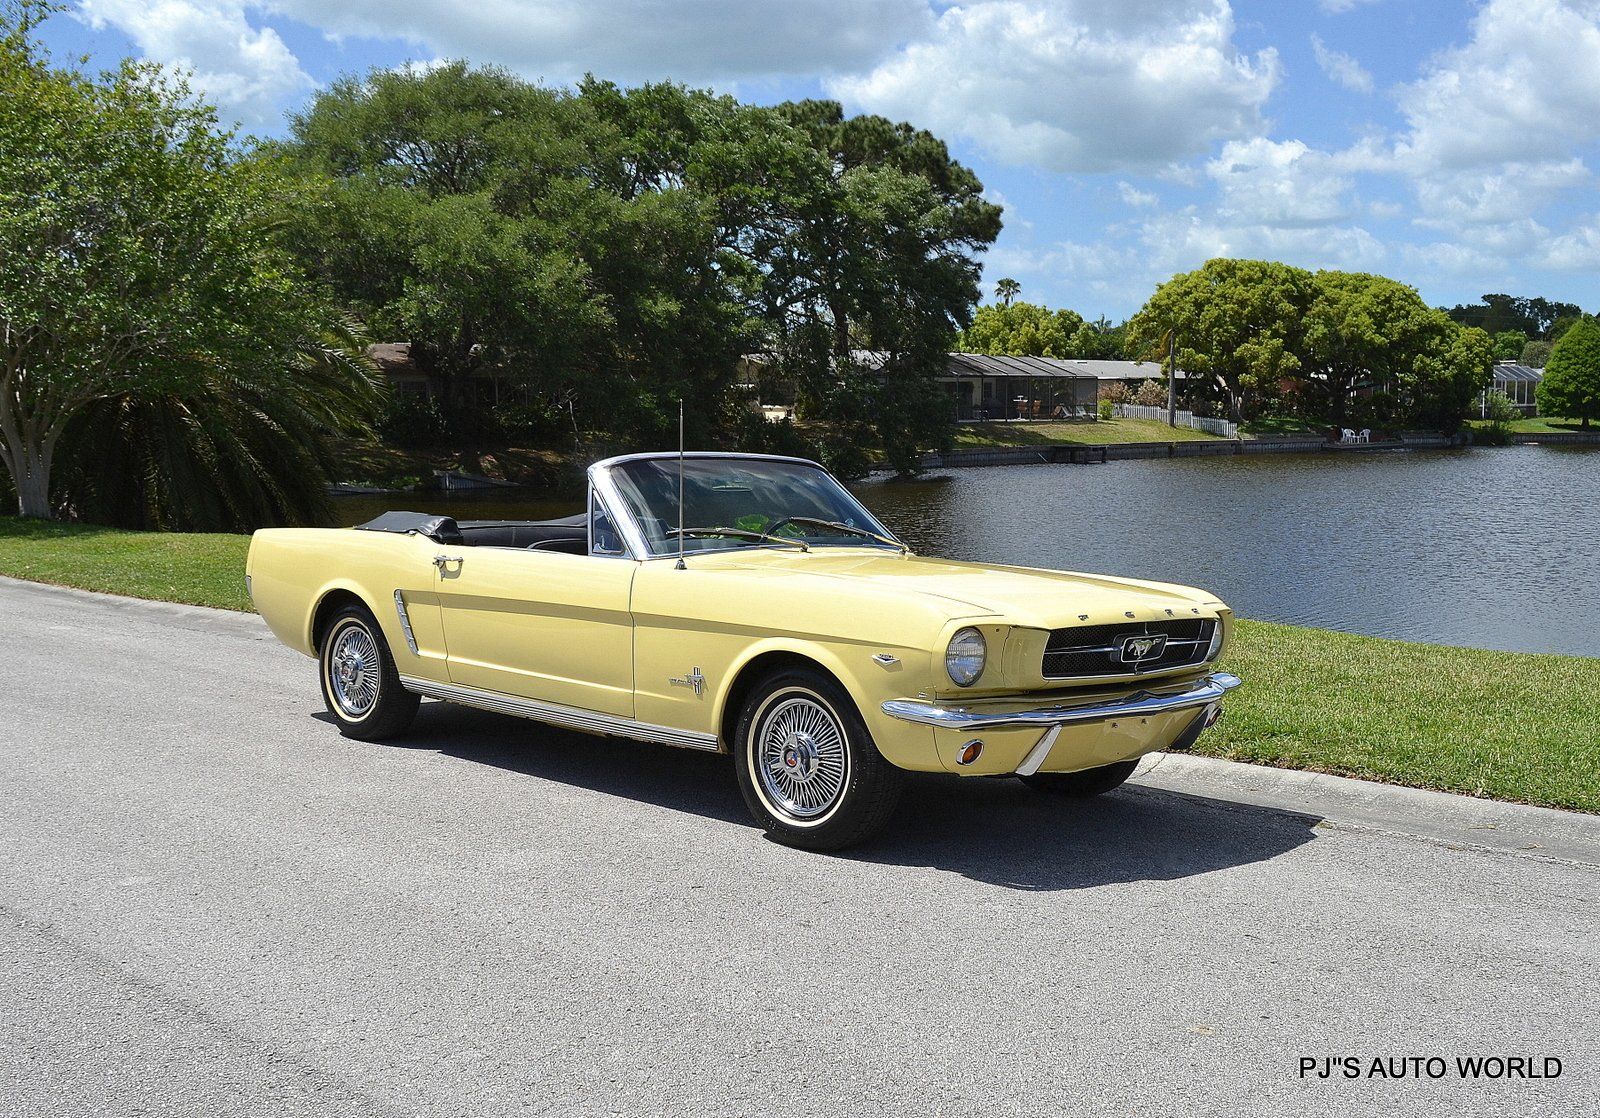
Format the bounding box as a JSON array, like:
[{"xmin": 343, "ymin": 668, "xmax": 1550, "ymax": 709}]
[
  {"xmin": 278, "ymin": 70, "xmax": 1000, "ymax": 468},
  {"xmin": 731, "ymin": 101, "xmax": 1000, "ymax": 474},
  {"xmin": 1302, "ymin": 271, "xmax": 1477, "ymax": 428},
  {"xmin": 1127, "ymin": 259, "xmax": 1313, "ymax": 421},
  {"xmin": 958, "ymin": 302, "xmax": 1083, "ymax": 357},
  {"xmin": 1539, "ymin": 316, "xmax": 1600, "ymax": 428},
  {"xmin": 0, "ymin": 1, "xmax": 367, "ymax": 522}
]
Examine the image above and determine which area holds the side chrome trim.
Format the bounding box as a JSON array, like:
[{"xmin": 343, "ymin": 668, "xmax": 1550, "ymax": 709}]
[
  {"xmin": 882, "ymin": 672, "xmax": 1242, "ymax": 731},
  {"xmin": 398, "ymin": 675, "xmax": 720, "ymax": 752},
  {"xmin": 392, "ymin": 590, "xmax": 419, "ymax": 655}
]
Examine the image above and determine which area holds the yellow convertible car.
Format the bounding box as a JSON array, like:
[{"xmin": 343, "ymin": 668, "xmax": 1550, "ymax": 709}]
[{"xmin": 248, "ymin": 452, "xmax": 1239, "ymax": 850}]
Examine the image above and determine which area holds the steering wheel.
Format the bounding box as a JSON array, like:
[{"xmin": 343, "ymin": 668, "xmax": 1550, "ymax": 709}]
[{"xmin": 762, "ymin": 516, "xmax": 817, "ymax": 539}]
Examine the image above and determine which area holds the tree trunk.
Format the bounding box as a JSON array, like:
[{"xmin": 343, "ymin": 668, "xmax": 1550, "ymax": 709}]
[{"xmin": 3, "ymin": 436, "xmax": 55, "ymax": 519}]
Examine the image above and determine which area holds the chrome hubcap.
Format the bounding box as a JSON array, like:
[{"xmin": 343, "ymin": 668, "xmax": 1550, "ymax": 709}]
[
  {"xmin": 329, "ymin": 624, "xmax": 380, "ymax": 717},
  {"xmin": 757, "ymin": 695, "xmax": 847, "ymax": 819}
]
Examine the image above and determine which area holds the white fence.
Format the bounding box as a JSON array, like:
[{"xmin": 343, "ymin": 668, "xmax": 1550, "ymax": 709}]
[{"xmin": 1115, "ymin": 404, "xmax": 1237, "ymax": 438}]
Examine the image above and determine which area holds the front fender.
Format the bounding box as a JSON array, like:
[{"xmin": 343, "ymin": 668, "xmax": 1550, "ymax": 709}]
[{"xmin": 712, "ymin": 636, "xmax": 942, "ymax": 773}]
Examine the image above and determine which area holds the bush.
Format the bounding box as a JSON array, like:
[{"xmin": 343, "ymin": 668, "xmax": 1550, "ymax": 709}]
[
  {"xmin": 379, "ymin": 396, "xmax": 448, "ymax": 448},
  {"xmin": 1476, "ymin": 390, "xmax": 1518, "ymax": 445},
  {"xmin": 1098, "ymin": 382, "xmax": 1128, "ymax": 405},
  {"xmin": 1132, "ymin": 379, "xmax": 1168, "ymax": 407},
  {"xmin": 493, "ymin": 400, "xmax": 569, "ymax": 444},
  {"xmin": 1096, "ymin": 399, "xmax": 1114, "ymax": 420}
]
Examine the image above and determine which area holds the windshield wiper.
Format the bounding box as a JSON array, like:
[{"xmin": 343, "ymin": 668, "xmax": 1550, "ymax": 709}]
[
  {"xmin": 667, "ymin": 527, "xmax": 810, "ymax": 552},
  {"xmin": 783, "ymin": 516, "xmax": 909, "ymax": 553}
]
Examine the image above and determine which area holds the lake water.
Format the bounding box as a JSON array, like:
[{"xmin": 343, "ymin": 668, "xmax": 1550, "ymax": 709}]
[{"xmin": 333, "ymin": 446, "xmax": 1600, "ymax": 658}]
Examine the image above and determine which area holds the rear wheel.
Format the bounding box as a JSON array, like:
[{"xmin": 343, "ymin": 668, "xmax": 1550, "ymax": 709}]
[
  {"xmin": 318, "ymin": 605, "xmax": 418, "ymax": 741},
  {"xmin": 1018, "ymin": 758, "xmax": 1139, "ymax": 796},
  {"xmin": 733, "ymin": 668, "xmax": 902, "ymax": 851}
]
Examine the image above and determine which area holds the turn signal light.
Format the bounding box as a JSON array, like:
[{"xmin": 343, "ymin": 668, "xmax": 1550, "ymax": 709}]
[{"xmin": 956, "ymin": 739, "xmax": 984, "ymax": 766}]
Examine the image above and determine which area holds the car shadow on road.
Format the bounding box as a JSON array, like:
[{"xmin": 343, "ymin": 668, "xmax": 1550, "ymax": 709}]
[{"xmin": 335, "ymin": 701, "xmax": 1323, "ymax": 892}]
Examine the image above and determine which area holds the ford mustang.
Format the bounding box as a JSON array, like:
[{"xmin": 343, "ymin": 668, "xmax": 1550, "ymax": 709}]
[{"xmin": 247, "ymin": 452, "xmax": 1239, "ymax": 850}]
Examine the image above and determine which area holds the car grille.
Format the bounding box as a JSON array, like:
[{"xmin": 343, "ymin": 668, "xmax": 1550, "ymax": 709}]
[{"xmin": 1042, "ymin": 619, "xmax": 1217, "ymax": 679}]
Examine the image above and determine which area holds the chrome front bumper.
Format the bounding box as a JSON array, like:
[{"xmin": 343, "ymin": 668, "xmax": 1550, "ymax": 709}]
[{"xmin": 880, "ymin": 672, "xmax": 1242, "ymax": 731}]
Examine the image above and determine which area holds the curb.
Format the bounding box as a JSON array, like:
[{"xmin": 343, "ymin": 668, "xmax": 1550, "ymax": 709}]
[{"xmin": 1131, "ymin": 751, "xmax": 1600, "ymax": 867}]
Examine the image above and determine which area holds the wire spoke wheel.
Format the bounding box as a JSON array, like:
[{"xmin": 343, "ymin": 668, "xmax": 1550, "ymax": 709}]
[
  {"xmin": 328, "ymin": 622, "xmax": 382, "ymax": 718},
  {"xmin": 754, "ymin": 693, "xmax": 849, "ymax": 820}
]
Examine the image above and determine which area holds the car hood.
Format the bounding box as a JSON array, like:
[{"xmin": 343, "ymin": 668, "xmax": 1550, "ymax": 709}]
[{"xmin": 693, "ymin": 547, "xmax": 1227, "ymax": 629}]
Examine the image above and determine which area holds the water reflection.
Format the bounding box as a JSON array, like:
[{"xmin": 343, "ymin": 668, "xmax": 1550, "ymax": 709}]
[{"xmin": 331, "ymin": 446, "xmax": 1599, "ymax": 657}]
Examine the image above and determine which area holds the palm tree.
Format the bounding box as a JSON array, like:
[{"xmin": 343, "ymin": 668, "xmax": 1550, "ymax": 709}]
[
  {"xmin": 51, "ymin": 314, "xmax": 386, "ymax": 531},
  {"xmin": 995, "ymin": 277, "xmax": 1021, "ymax": 307}
]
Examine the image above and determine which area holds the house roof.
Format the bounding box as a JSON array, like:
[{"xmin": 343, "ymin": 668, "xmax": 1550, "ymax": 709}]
[
  {"xmin": 367, "ymin": 342, "xmax": 417, "ymax": 376},
  {"xmin": 1058, "ymin": 358, "xmax": 1187, "ymax": 381},
  {"xmin": 944, "ymin": 352, "xmax": 1095, "ymax": 379},
  {"xmin": 1492, "ymin": 362, "xmax": 1543, "ymax": 384}
]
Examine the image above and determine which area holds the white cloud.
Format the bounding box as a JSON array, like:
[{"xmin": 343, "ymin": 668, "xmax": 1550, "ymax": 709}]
[
  {"xmin": 1207, "ymin": 137, "xmax": 1356, "ymax": 226},
  {"xmin": 1412, "ymin": 159, "xmax": 1589, "ymax": 228},
  {"xmin": 77, "ymin": 0, "xmax": 312, "ymax": 129},
  {"xmin": 1310, "ymin": 33, "xmax": 1373, "ymax": 94},
  {"xmin": 1118, "ymin": 181, "xmax": 1158, "ymax": 208},
  {"xmin": 1318, "ymin": 0, "xmax": 1384, "ymax": 13},
  {"xmin": 832, "ymin": 0, "xmax": 1279, "ymax": 173},
  {"xmin": 1394, "ymin": 0, "xmax": 1600, "ymax": 171},
  {"xmin": 1537, "ymin": 213, "xmax": 1600, "ymax": 269},
  {"xmin": 270, "ymin": 0, "xmax": 932, "ymax": 84}
]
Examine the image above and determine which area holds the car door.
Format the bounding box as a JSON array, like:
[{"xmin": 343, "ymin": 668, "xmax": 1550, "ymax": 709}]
[{"xmin": 433, "ymin": 540, "xmax": 637, "ymax": 718}]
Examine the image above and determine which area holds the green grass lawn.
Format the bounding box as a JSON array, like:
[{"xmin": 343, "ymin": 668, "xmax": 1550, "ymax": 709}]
[
  {"xmin": 953, "ymin": 417, "xmax": 1229, "ymax": 448},
  {"xmin": 1210, "ymin": 620, "xmax": 1599, "ymax": 813},
  {"xmin": 1, "ymin": 516, "xmax": 1595, "ymax": 812},
  {"xmin": 0, "ymin": 517, "xmax": 251, "ymax": 611},
  {"xmin": 1468, "ymin": 415, "xmax": 1595, "ymax": 435}
]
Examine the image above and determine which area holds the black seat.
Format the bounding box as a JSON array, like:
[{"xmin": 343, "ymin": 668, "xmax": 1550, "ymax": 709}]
[{"xmin": 456, "ymin": 515, "xmax": 586, "ymax": 549}]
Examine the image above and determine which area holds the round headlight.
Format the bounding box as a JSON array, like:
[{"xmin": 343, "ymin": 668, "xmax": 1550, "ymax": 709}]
[{"xmin": 946, "ymin": 627, "xmax": 986, "ymax": 687}]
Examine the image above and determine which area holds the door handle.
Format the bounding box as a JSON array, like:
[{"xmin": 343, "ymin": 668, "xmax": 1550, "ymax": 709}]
[{"xmin": 433, "ymin": 554, "xmax": 463, "ymax": 570}]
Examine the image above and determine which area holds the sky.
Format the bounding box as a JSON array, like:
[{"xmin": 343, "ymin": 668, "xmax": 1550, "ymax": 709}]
[{"xmin": 37, "ymin": 0, "xmax": 1600, "ymax": 321}]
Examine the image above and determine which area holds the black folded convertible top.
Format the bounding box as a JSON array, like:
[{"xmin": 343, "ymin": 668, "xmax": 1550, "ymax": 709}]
[{"xmin": 353, "ymin": 511, "xmax": 463, "ymax": 544}]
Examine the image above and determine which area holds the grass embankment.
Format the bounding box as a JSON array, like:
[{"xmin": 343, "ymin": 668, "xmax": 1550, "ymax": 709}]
[
  {"xmin": 1, "ymin": 516, "xmax": 1595, "ymax": 813},
  {"xmin": 1467, "ymin": 416, "xmax": 1594, "ymax": 436},
  {"xmin": 0, "ymin": 518, "xmax": 251, "ymax": 611},
  {"xmin": 953, "ymin": 418, "xmax": 1228, "ymax": 448}
]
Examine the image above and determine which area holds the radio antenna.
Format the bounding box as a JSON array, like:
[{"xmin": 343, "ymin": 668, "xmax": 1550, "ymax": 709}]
[{"xmin": 675, "ymin": 398, "xmax": 686, "ymax": 570}]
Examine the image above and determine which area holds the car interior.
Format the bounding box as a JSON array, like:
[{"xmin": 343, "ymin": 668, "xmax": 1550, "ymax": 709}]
[{"xmin": 354, "ymin": 510, "xmax": 609, "ymax": 556}]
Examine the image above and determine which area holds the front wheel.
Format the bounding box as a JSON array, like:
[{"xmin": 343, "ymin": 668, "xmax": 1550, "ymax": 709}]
[
  {"xmin": 733, "ymin": 668, "xmax": 903, "ymax": 851},
  {"xmin": 318, "ymin": 605, "xmax": 419, "ymax": 741},
  {"xmin": 1018, "ymin": 758, "xmax": 1140, "ymax": 796}
]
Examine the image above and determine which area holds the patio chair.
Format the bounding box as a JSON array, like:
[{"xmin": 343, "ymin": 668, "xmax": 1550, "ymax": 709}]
[
  {"xmin": 1340, "ymin": 428, "xmax": 1356, "ymax": 443},
  {"xmin": 1357, "ymin": 428, "xmax": 1371, "ymax": 443}
]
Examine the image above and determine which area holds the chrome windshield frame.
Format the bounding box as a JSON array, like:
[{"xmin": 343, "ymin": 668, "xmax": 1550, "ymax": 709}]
[{"xmin": 587, "ymin": 452, "xmax": 904, "ymax": 561}]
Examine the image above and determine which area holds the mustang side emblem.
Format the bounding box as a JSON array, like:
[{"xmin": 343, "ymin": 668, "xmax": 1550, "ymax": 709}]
[
  {"xmin": 1117, "ymin": 634, "xmax": 1169, "ymax": 664},
  {"xmin": 669, "ymin": 667, "xmax": 706, "ymax": 697}
]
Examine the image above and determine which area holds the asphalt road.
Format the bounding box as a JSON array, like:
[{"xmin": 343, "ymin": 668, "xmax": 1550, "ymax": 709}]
[{"xmin": 1, "ymin": 576, "xmax": 1595, "ymax": 1117}]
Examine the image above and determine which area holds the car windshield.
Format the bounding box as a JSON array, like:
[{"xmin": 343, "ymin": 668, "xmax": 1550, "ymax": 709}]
[{"xmin": 604, "ymin": 457, "xmax": 899, "ymax": 558}]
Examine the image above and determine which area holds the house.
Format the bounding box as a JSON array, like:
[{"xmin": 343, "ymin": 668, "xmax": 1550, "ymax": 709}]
[
  {"xmin": 935, "ymin": 352, "xmax": 1101, "ymax": 420},
  {"xmin": 1485, "ymin": 362, "xmax": 1542, "ymax": 416},
  {"xmin": 1052, "ymin": 358, "xmax": 1189, "ymax": 394},
  {"xmin": 366, "ymin": 342, "xmax": 516, "ymax": 405},
  {"xmin": 742, "ymin": 351, "xmax": 1103, "ymax": 422}
]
